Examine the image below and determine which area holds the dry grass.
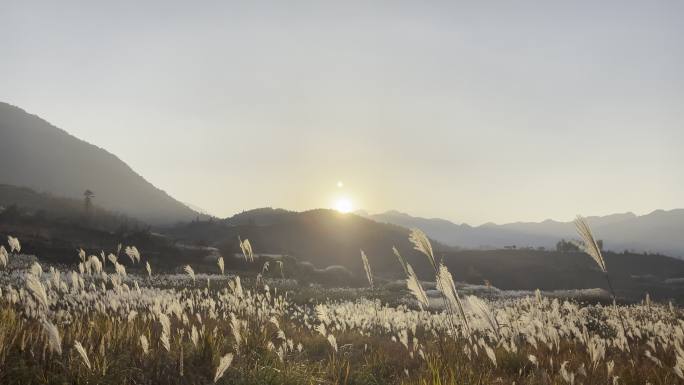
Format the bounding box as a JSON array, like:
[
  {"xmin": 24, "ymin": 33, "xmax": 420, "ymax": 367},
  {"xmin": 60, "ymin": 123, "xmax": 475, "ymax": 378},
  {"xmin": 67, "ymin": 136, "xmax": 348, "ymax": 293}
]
[{"xmin": 0, "ymin": 231, "xmax": 682, "ymax": 385}]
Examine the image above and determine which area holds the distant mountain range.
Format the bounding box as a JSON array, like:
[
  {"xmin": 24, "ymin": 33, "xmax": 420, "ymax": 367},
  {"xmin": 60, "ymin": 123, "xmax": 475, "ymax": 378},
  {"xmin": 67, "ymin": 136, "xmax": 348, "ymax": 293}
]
[
  {"xmin": 0, "ymin": 102, "xmax": 201, "ymax": 224},
  {"xmin": 358, "ymin": 209, "xmax": 684, "ymax": 258}
]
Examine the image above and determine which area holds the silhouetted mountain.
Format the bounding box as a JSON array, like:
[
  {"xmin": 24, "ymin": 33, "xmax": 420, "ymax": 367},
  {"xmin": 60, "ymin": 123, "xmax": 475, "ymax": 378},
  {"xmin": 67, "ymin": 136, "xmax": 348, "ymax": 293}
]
[
  {"xmin": 0, "ymin": 102, "xmax": 200, "ymax": 224},
  {"xmin": 225, "ymin": 207, "xmax": 299, "ymax": 226},
  {"xmin": 166, "ymin": 208, "xmax": 437, "ymax": 277},
  {"xmin": 360, "ymin": 209, "xmax": 684, "ymax": 258}
]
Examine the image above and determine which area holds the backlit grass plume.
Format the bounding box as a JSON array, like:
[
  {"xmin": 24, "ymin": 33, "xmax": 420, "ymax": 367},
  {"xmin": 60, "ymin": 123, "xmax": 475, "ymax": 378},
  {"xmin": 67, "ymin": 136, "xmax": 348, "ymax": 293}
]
[
  {"xmin": 26, "ymin": 274, "xmax": 49, "ymax": 309},
  {"xmin": 73, "ymin": 341, "xmax": 92, "ymax": 370},
  {"xmin": 0, "ymin": 246, "xmax": 7, "ymax": 268},
  {"xmin": 327, "ymin": 334, "xmax": 338, "ymax": 352},
  {"xmin": 30, "ymin": 262, "xmax": 42, "ymax": 277},
  {"xmin": 7, "ymin": 235, "xmax": 21, "ymax": 253},
  {"xmin": 239, "ymin": 237, "xmax": 254, "ymax": 263},
  {"xmin": 125, "ymin": 246, "xmax": 141, "ymax": 264},
  {"xmin": 574, "ymin": 216, "xmax": 607, "ymax": 273},
  {"xmin": 184, "ymin": 265, "xmax": 195, "ymax": 283},
  {"xmin": 408, "ymin": 228, "xmax": 469, "ymax": 334},
  {"xmin": 160, "ymin": 332, "xmax": 170, "ymax": 352},
  {"xmin": 41, "ymin": 319, "xmax": 62, "ymax": 355},
  {"xmin": 214, "ymin": 353, "xmax": 234, "ymax": 383},
  {"xmin": 140, "ymin": 335, "xmax": 149, "ymax": 355},
  {"xmin": 409, "ymin": 228, "xmax": 436, "ymax": 271},
  {"xmin": 217, "ymin": 256, "xmax": 225, "ymax": 275},
  {"xmin": 406, "ymin": 264, "xmax": 429, "ymax": 309},
  {"xmin": 436, "ymin": 263, "xmax": 470, "ymax": 335},
  {"xmin": 575, "ymin": 215, "xmax": 627, "ymax": 333},
  {"xmin": 467, "ymin": 295, "xmax": 500, "ymax": 340},
  {"xmin": 574, "ymin": 215, "xmax": 617, "ymax": 298},
  {"xmin": 393, "ymin": 246, "xmax": 409, "ymax": 276},
  {"xmin": 360, "ymin": 250, "xmax": 373, "ymax": 288}
]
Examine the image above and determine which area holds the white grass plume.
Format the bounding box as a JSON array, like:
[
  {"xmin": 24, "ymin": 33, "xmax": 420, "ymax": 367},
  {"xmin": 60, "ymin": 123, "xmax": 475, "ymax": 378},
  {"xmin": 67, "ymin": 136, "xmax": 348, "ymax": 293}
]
[
  {"xmin": 146, "ymin": 261, "xmax": 152, "ymax": 278},
  {"xmin": 574, "ymin": 215, "xmax": 607, "ymax": 273},
  {"xmin": 7, "ymin": 235, "xmax": 21, "ymax": 253},
  {"xmin": 409, "ymin": 228, "xmax": 436, "ymax": 271},
  {"xmin": 191, "ymin": 325, "xmax": 199, "ymax": 347},
  {"xmin": 230, "ymin": 313, "xmax": 242, "ymax": 351},
  {"xmin": 125, "ymin": 246, "xmax": 141, "ymax": 263},
  {"xmin": 229, "ymin": 276, "xmax": 244, "ymax": 298},
  {"xmin": 467, "ymin": 295, "xmax": 500, "ymax": 339},
  {"xmin": 214, "ymin": 353, "xmax": 234, "ymax": 383},
  {"xmin": 436, "ymin": 263, "xmax": 470, "ymax": 334},
  {"xmin": 73, "ymin": 341, "xmax": 92, "ymax": 370},
  {"xmin": 239, "ymin": 237, "xmax": 254, "ymax": 262},
  {"xmin": 0, "ymin": 246, "xmax": 7, "ymax": 268},
  {"xmin": 26, "ymin": 274, "xmax": 49, "ymax": 309},
  {"xmin": 484, "ymin": 344, "xmax": 497, "ymax": 367},
  {"xmin": 160, "ymin": 332, "xmax": 171, "ymax": 351},
  {"xmin": 41, "ymin": 319, "xmax": 62, "ymax": 355},
  {"xmin": 30, "ymin": 262, "xmax": 42, "ymax": 277},
  {"xmin": 140, "ymin": 335, "xmax": 149, "ymax": 355},
  {"xmin": 158, "ymin": 312, "xmax": 171, "ymax": 336},
  {"xmin": 115, "ymin": 262, "xmax": 126, "ymax": 277},
  {"xmin": 574, "ymin": 214, "xmax": 627, "ymax": 336},
  {"xmin": 393, "ymin": 246, "xmax": 409, "ymax": 276},
  {"xmin": 217, "ymin": 256, "xmax": 224, "ymax": 275},
  {"xmin": 360, "ymin": 250, "xmax": 373, "ymax": 288},
  {"xmin": 184, "ymin": 265, "xmax": 195, "ymax": 283},
  {"xmin": 406, "ymin": 264, "xmax": 429, "ymax": 309},
  {"xmin": 327, "ymin": 334, "xmax": 338, "ymax": 352},
  {"xmin": 86, "ymin": 255, "xmax": 103, "ymax": 275},
  {"xmin": 560, "ymin": 361, "xmax": 575, "ymax": 384}
]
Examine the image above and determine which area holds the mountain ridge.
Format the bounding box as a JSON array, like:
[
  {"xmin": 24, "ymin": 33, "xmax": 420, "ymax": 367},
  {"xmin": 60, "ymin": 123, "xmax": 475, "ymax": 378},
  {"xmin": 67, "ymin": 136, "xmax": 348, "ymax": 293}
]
[
  {"xmin": 358, "ymin": 208, "xmax": 684, "ymax": 257},
  {"xmin": 0, "ymin": 102, "xmax": 201, "ymax": 224}
]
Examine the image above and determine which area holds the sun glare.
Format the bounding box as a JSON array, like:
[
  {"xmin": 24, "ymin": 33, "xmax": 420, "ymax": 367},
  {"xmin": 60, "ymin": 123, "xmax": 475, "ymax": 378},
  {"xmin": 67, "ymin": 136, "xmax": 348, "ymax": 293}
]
[{"xmin": 334, "ymin": 197, "xmax": 353, "ymax": 213}]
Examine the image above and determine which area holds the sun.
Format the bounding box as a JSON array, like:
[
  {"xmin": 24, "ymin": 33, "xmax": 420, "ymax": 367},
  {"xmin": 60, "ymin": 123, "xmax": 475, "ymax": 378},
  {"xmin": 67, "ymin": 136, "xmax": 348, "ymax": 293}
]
[{"xmin": 334, "ymin": 197, "xmax": 353, "ymax": 213}]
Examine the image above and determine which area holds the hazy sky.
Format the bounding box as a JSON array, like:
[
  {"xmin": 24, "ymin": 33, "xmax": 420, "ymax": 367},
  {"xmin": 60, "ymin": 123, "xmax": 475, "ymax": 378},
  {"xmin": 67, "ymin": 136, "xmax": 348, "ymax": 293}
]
[{"xmin": 1, "ymin": 0, "xmax": 683, "ymax": 224}]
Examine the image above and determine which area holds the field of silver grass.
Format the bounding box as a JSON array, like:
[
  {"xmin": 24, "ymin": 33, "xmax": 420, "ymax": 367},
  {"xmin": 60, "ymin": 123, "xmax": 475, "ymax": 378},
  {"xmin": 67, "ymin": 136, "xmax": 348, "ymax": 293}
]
[{"xmin": 0, "ymin": 222, "xmax": 683, "ymax": 385}]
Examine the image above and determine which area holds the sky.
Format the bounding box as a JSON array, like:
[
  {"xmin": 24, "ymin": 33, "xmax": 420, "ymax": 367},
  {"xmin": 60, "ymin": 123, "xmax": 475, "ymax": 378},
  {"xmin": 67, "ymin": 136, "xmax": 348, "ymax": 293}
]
[{"xmin": 1, "ymin": 0, "xmax": 683, "ymax": 225}]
